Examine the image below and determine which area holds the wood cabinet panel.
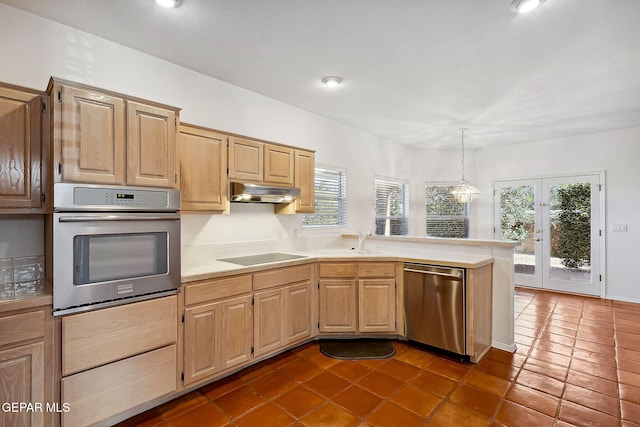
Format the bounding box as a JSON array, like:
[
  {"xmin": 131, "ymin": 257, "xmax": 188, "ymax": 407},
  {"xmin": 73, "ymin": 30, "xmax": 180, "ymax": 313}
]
[
  {"xmin": 228, "ymin": 137, "xmax": 263, "ymax": 182},
  {"xmin": 285, "ymin": 282, "xmax": 311, "ymax": 344},
  {"xmin": 253, "ymin": 264, "xmax": 312, "ymax": 291},
  {"xmin": 358, "ymin": 279, "xmax": 396, "ymax": 332},
  {"xmin": 54, "ymin": 83, "xmax": 126, "ymax": 184},
  {"xmin": 0, "ymin": 342, "xmax": 44, "ymax": 427},
  {"xmin": 185, "ymin": 274, "xmax": 252, "ymax": 306},
  {"xmin": 358, "ymin": 262, "xmax": 395, "ymax": 278},
  {"xmin": 183, "ymin": 302, "xmax": 220, "ymax": 386},
  {"xmin": 0, "ymin": 309, "xmax": 44, "ymax": 347},
  {"xmin": 275, "ymin": 149, "xmax": 315, "ymax": 214},
  {"xmin": 61, "ymin": 344, "xmax": 177, "ymax": 427},
  {"xmin": 318, "ymin": 263, "xmax": 357, "ymax": 278},
  {"xmin": 127, "ymin": 101, "xmax": 176, "ymax": 188},
  {"xmin": 62, "ymin": 295, "xmax": 177, "ymax": 376},
  {"xmin": 219, "ymin": 295, "xmax": 253, "ymax": 370},
  {"xmin": 263, "ymin": 144, "xmax": 294, "ymax": 186},
  {"xmin": 178, "ymin": 124, "xmax": 228, "ymax": 212},
  {"xmin": 0, "ymin": 84, "xmax": 47, "ymax": 212},
  {"xmin": 318, "ymin": 279, "xmax": 357, "ymax": 333},
  {"xmin": 466, "ymin": 263, "xmax": 493, "ymax": 363},
  {"xmin": 253, "ymin": 288, "xmax": 285, "ymax": 357}
]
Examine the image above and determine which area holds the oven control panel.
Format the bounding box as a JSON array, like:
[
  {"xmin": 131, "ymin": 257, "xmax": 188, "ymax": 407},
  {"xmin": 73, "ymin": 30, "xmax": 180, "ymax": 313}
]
[{"xmin": 53, "ymin": 183, "xmax": 181, "ymax": 211}]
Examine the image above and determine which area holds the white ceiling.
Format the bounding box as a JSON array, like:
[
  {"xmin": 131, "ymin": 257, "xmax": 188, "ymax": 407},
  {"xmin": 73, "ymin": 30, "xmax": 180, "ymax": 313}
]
[{"xmin": 3, "ymin": 0, "xmax": 640, "ymax": 149}]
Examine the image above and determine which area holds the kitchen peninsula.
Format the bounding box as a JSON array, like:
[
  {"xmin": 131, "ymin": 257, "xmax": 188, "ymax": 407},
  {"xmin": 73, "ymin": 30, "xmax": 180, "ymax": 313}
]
[{"xmin": 182, "ymin": 234, "xmax": 518, "ymax": 354}]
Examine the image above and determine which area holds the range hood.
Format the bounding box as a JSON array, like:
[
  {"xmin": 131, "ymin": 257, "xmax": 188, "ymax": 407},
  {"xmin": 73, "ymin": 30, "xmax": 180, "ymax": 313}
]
[{"xmin": 230, "ymin": 182, "xmax": 301, "ymax": 204}]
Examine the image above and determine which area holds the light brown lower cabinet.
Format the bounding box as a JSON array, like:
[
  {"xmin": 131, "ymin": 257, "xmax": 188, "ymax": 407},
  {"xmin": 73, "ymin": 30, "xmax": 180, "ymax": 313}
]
[
  {"xmin": 253, "ymin": 281, "xmax": 312, "ymax": 358},
  {"xmin": 358, "ymin": 278, "xmax": 396, "ymax": 333},
  {"xmin": 318, "ymin": 262, "xmax": 397, "ymax": 334},
  {"xmin": 182, "ymin": 275, "xmax": 253, "ymax": 387},
  {"xmin": 0, "ymin": 342, "xmax": 45, "ymax": 427},
  {"xmin": 59, "ymin": 296, "xmax": 178, "ymax": 426},
  {"xmin": 61, "ymin": 344, "xmax": 177, "ymax": 427},
  {"xmin": 0, "ymin": 304, "xmax": 50, "ymax": 427},
  {"xmin": 253, "ymin": 265, "xmax": 313, "ymax": 358}
]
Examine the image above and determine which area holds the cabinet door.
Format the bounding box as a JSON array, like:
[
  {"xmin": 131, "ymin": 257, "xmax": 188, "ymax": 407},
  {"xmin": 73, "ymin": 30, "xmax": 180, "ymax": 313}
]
[
  {"xmin": 318, "ymin": 280, "xmax": 357, "ymax": 333},
  {"xmin": 285, "ymin": 282, "xmax": 311, "ymax": 344},
  {"xmin": 57, "ymin": 84, "xmax": 126, "ymax": 184},
  {"xmin": 293, "ymin": 150, "xmax": 315, "ymax": 212},
  {"xmin": 220, "ymin": 295, "xmax": 253, "ymax": 370},
  {"xmin": 253, "ymin": 288, "xmax": 285, "ymax": 357},
  {"xmin": 178, "ymin": 125, "xmax": 228, "ymax": 212},
  {"xmin": 274, "ymin": 149, "xmax": 315, "ymax": 214},
  {"xmin": 228, "ymin": 137, "xmax": 263, "ymax": 182},
  {"xmin": 0, "ymin": 86, "xmax": 45, "ymax": 211},
  {"xmin": 0, "ymin": 342, "xmax": 44, "ymax": 427},
  {"xmin": 127, "ymin": 101, "xmax": 176, "ymax": 188},
  {"xmin": 183, "ymin": 301, "xmax": 221, "ymax": 386},
  {"xmin": 263, "ymin": 144, "xmax": 294, "ymax": 186},
  {"xmin": 358, "ymin": 279, "xmax": 396, "ymax": 333}
]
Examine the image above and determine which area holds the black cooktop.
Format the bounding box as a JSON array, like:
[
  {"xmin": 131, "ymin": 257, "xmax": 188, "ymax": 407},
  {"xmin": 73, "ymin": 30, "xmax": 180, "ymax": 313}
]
[{"xmin": 219, "ymin": 252, "xmax": 306, "ymax": 266}]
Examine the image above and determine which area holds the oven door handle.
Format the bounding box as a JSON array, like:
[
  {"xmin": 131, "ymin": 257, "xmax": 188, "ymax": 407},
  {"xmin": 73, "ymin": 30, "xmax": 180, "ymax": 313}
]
[{"xmin": 58, "ymin": 214, "xmax": 181, "ymax": 222}]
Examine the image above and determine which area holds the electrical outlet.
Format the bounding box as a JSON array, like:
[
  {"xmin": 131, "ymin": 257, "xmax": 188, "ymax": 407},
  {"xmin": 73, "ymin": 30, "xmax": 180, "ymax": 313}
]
[{"xmin": 611, "ymin": 224, "xmax": 628, "ymax": 232}]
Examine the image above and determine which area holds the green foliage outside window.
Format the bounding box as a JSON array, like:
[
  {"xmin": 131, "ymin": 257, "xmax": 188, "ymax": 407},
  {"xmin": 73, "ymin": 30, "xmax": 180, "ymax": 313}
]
[{"xmin": 554, "ymin": 183, "xmax": 591, "ymax": 269}]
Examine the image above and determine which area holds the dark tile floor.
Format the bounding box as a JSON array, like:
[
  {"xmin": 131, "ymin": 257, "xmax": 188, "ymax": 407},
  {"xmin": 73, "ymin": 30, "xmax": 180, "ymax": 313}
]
[{"xmin": 118, "ymin": 288, "xmax": 640, "ymax": 426}]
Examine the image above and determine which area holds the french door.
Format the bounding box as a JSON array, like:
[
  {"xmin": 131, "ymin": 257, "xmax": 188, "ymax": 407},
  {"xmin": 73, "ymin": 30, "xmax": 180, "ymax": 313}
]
[{"xmin": 494, "ymin": 174, "xmax": 602, "ymax": 296}]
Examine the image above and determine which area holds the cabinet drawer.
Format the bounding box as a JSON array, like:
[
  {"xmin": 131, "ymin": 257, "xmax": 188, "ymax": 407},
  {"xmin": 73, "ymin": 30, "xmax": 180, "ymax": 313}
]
[
  {"xmin": 62, "ymin": 296, "xmax": 177, "ymax": 376},
  {"xmin": 0, "ymin": 309, "xmax": 44, "ymax": 347},
  {"xmin": 185, "ymin": 274, "xmax": 252, "ymax": 306},
  {"xmin": 62, "ymin": 344, "xmax": 177, "ymax": 427},
  {"xmin": 358, "ymin": 262, "xmax": 396, "ymax": 278},
  {"xmin": 253, "ymin": 264, "xmax": 312, "ymax": 291},
  {"xmin": 318, "ymin": 263, "xmax": 357, "ymax": 278}
]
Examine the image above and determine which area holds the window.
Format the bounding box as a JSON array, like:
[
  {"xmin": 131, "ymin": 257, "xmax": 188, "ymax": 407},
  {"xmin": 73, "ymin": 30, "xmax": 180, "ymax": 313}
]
[
  {"xmin": 375, "ymin": 178, "xmax": 408, "ymax": 236},
  {"xmin": 302, "ymin": 167, "xmax": 347, "ymax": 227},
  {"xmin": 425, "ymin": 183, "xmax": 469, "ymax": 238}
]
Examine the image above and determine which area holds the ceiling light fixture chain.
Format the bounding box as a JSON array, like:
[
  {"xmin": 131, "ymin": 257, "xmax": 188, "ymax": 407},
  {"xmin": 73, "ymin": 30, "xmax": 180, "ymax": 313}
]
[{"xmin": 450, "ymin": 127, "xmax": 482, "ymax": 203}]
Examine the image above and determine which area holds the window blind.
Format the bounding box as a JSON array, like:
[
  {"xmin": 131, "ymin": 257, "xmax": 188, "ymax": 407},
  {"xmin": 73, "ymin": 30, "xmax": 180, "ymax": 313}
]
[
  {"xmin": 302, "ymin": 167, "xmax": 347, "ymax": 227},
  {"xmin": 375, "ymin": 179, "xmax": 408, "ymax": 236}
]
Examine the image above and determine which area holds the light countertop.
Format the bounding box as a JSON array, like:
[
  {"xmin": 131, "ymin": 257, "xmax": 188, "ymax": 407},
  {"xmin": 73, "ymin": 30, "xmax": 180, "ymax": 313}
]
[{"xmin": 181, "ymin": 248, "xmax": 495, "ymax": 283}]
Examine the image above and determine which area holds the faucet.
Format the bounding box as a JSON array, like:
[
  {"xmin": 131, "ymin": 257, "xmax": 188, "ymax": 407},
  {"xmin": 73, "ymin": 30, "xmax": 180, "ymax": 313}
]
[{"xmin": 358, "ymin": 231, "xmax": 371, "ymax": 251}]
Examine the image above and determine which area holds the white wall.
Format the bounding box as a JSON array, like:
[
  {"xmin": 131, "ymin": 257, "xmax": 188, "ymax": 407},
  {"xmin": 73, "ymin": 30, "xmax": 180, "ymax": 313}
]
[
  {"xmin": 472, "ymin": 127, "xmax": 640, "ymax": 302},
  {"xmin": 0, "ymin": 4, "xmax": 417, "ymax": 249}
]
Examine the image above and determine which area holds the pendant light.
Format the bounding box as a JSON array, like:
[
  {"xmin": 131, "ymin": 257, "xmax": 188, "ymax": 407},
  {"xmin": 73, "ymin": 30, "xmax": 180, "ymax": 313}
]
[{"xmin": 450, "ymin": 128, "xmax": 482, "ymax": 203}]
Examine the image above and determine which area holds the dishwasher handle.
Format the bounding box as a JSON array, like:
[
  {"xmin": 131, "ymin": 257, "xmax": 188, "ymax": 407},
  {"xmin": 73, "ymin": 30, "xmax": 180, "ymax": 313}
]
[{"xmin": 403, "ymin": 267, "xmax": 463, "ymax": 279}]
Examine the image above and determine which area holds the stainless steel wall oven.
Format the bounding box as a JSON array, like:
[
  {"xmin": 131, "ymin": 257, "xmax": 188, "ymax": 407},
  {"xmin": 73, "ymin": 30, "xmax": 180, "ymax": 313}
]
[{"xmin": 50, "ymin": 183, "xmax": 181, "ymax": 315}]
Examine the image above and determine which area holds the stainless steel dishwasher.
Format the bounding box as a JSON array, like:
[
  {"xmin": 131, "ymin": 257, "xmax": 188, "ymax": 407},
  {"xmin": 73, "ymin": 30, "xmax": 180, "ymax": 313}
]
[{"xmin": 403, "ymin": 263, "xmax": 466, "ymax": 356}]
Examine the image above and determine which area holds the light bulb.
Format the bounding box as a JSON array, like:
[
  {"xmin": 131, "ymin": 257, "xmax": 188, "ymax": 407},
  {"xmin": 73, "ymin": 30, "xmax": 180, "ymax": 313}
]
[
  {"xmin": 156, "ymin": 0, "xmax": 178, "ymax": 8},
  {"xmin": 511, "ymin": 0, "xmax": 544, "ymax": 14}
]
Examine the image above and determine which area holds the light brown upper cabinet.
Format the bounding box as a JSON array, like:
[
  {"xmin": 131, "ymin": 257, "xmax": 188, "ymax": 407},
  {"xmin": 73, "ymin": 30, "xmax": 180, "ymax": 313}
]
[
  {"xmin": 263, "ymin": 144, "xmax": 294, "ymax": 186},
  {"xmin": 228, "ymin": 137, "xmax": 295, "ymax": 187},
  {"xmin": 0, "ymin": 83, "xmax": 49, "ymax": 213},
  {"xmin": 275, "ymin": 149, "xmax": 315, "ymax": 214},
  {"xmin": 178, "ymin": 124, "xmax": 229, "ymax": 212},
  {"xmin": 227, "ymin": 136, "xmax": 263, "ymax": 183},
  {"xmin": 48, "ymin": 78, "xmax": 178, "ymax": 188}
]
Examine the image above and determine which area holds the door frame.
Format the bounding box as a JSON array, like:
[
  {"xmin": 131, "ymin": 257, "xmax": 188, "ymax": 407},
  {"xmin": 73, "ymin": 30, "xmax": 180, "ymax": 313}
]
[{"xmin": 492, "ymin": 171, "xmax": 606, "ymax": 297}]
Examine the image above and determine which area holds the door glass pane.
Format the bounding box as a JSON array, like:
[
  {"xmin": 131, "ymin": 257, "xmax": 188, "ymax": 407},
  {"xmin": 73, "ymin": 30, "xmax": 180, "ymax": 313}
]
[
  {"xmin": 500, "ymin": 185, "xmax": 535, "ymax": 275},
  {"xmin": 548, "ymin": 182, "xmax": 591, "ymax": 282}
]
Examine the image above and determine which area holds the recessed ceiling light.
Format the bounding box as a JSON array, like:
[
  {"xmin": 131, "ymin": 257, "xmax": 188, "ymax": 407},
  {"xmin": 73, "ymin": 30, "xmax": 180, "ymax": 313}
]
[
  {"xmin": 321, "ymin": 76, "xmax": 343, "ymax": 87},
  {"xmin": 155, "ymin": 0, "xmax": 180, "ymax": 8},
  {"xmin": 510, "ymin": 0, "xmax": 544, "ymax": 14}
]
